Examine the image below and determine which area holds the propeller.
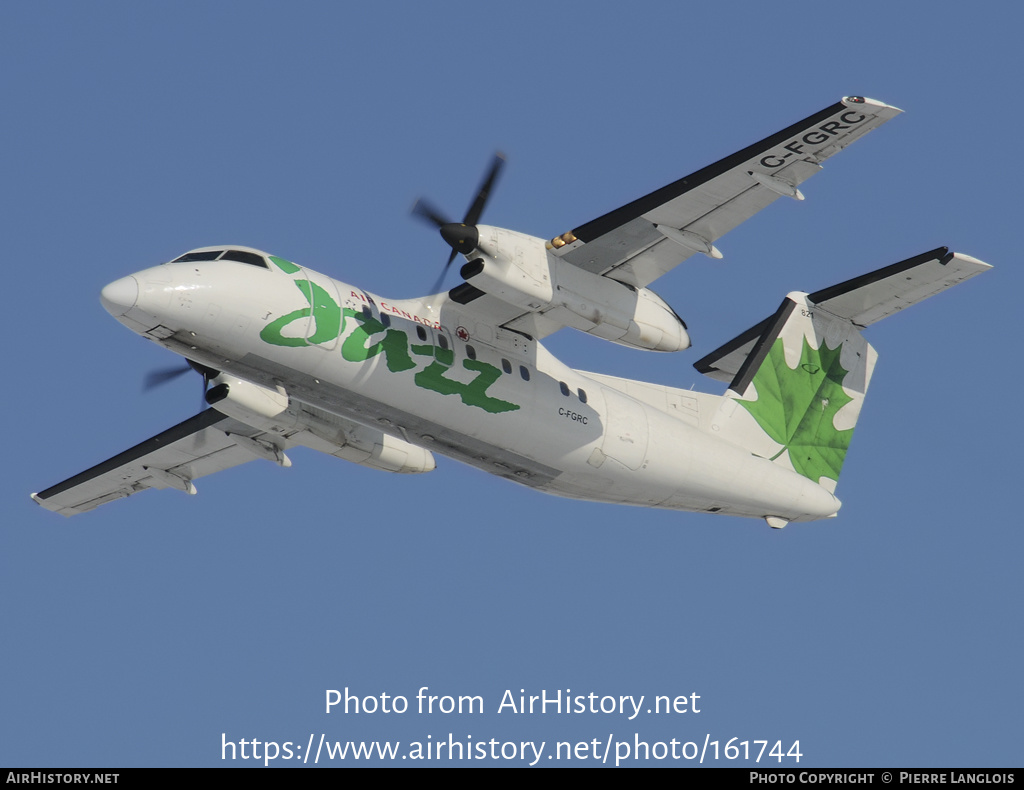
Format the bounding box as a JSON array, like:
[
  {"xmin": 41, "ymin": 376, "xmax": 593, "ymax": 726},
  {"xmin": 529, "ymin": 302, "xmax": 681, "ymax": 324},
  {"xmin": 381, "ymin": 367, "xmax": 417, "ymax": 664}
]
[
  {"xmin": 142, "ymin": 365, "xmax": 191, "ymax": 390},
  {"xmin": 143, "ymin": 359, "xmax": 219, "ymax": 410},
  {"xmin": 412, "ymin": 152, "xmax": 505, "ymax": 293}
]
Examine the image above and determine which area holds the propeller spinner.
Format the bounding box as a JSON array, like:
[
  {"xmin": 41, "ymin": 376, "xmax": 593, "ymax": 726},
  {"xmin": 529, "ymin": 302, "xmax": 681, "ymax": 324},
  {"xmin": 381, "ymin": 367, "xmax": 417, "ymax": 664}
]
[{"xmin": 412, "ymin": 152, "xmax": 505, "ymax": 293}]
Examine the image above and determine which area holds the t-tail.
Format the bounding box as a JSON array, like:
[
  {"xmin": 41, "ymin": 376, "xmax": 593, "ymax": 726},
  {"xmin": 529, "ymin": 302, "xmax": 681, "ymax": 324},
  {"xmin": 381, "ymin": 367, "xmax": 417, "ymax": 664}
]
[{"xmin": 695, "ymin": 247, "xmax": 991, "ymax": 506}]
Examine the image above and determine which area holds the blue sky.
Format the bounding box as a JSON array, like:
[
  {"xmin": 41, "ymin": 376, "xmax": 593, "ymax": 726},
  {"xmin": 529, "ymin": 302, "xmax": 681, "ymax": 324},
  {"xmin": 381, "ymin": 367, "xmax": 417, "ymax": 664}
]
[{"xmin": 3, "ymin": 1, "xmax": 1020, "ymax": 767}]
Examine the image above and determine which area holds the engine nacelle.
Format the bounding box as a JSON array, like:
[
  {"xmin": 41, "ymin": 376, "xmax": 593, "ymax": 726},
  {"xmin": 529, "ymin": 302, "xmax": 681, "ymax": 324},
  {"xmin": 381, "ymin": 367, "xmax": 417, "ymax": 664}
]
[
  {"xmin": 356, "ymin": 432, "xmax": 436, "ymax": 474},
  {"xmin": 206, "ymin": 374, "xmax": 290, "ymax": 421},
  {"xmin": 462, "ymin": 226, "xmax": 690, "ymax": 352},
  {"xmin": 553, "ymin": 264, "xmax": 690, "ymax": 352},
  {"xmin": 460, "ymin": 227, "xmax": 554, "ymax": 311},
  {"xmin": 297, "ymin": 415, "xmax": 436, "ymax": 474},
  {"xmin": 205, "ymin": 374, "xmax": 435, "ymax": 474}
]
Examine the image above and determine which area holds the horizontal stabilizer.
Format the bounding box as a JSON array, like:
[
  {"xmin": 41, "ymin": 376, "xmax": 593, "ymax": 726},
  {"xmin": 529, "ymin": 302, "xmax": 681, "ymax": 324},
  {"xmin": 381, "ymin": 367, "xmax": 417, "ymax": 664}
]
[{"xmin": 695, "ymin": 248, "xmax": 992, "ymax": 383}]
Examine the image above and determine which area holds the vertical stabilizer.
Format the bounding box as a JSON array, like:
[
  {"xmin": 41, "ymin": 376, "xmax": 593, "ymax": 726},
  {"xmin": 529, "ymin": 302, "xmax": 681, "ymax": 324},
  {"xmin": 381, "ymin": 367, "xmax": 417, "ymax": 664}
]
[{"xmin": 710, "ymin": 294, "xmax": 875, "ymax": 493}]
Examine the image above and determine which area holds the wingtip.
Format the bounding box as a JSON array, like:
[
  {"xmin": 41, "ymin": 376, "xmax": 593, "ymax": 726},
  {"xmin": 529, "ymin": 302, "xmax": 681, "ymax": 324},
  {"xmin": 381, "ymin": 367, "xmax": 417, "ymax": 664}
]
[
  {"xmin": 843, "ymin": 95, "xmax": 904, "ymax": 114},
  {"xmin": 948, "ymin": 252, "xmax": 994, "ymax": 271},
  {"xmin": 30, "ymin": 492, "xmax": 64, "ymax": 515}
]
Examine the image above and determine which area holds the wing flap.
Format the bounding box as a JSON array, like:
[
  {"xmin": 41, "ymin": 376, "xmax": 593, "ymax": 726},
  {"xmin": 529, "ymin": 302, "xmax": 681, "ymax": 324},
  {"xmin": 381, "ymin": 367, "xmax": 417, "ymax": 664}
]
[
  {"xmin": 610, "ymin": 236, "xmax": 696, "ymax": 292},
  {"xmin": 561, "ymin": 217, "xmax": 665, "ymax": 278}
]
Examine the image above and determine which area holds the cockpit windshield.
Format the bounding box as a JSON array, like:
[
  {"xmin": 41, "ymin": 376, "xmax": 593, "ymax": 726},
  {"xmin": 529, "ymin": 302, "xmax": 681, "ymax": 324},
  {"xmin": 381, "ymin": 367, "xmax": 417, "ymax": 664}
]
[
  {"xmin": 172, "ymin": 250, "xmax": 223, "ymax": 262},
  {"xmin": 220, "ymin": 250, "xmax": 267, "ymax": 267},
  {"xmin": 170, "ymin": 248, "xmax": 270, "ymax": 269}
]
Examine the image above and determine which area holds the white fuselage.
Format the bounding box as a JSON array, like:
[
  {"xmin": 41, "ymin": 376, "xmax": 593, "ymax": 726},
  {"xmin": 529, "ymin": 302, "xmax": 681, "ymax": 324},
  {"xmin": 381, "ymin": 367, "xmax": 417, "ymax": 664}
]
[{"xmin": 102, "ymin": 255, "xmax": 840, "ymax": 523}]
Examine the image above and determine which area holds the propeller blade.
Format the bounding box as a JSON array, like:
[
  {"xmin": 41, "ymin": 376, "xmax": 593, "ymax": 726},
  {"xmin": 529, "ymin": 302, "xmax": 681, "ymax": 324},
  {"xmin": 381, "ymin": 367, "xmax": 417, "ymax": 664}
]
[
  {"xmin": 430, "ymin": 260, "xmax": 454, "ymax": 296},
  {"xmin": 143, "ymin": 359, "xmax": 219, "ymax": 413},
  {"xmin": 411, "ymin": 198, "xmax": 451, "ymax": 229},
  {"xmin": 186, "ymin": 360, "xmax": 218, "ymax": 411},
  {"xmin": 143, "ymin": 365, "xmax": 191, "ymax": 391},
  {"xmin": 463, "ymin": 151, "xmax": 505, "ymax": 227},
  {"xmin": 186, "ymin": 359, "xmax": 218, "ymax": 379}
]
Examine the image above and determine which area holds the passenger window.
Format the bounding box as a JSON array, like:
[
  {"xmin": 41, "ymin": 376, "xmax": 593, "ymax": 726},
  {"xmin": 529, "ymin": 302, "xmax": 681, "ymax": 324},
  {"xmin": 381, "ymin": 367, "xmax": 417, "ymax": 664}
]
[
  {"xmin": 466, "ymin": 345, "xmax": 477, "ymax": 360},
  {"xmin": 578, "ymin": 388, "xmax": 588, "ymax": 404},
  {"xmin": 559, "ymin": 381, "xmax": 571, "ymax": 397},
  {"xmin": 438, "ymin": 334, "xmax": 448, "ymax": 350},
  {"xmin": 380, "ymin": 312, "xmax": 391, "ymax": 328},
  {"xmin": 416, "ymin": 326, "xmax": 427, "ymax": 341},
  {"xmin": 502, "ymin": 359, "xmax": 512, "ymax": 374},
  {"xmin": 520, "ymin": 365, "xmax": 530, "ymax": 381}
]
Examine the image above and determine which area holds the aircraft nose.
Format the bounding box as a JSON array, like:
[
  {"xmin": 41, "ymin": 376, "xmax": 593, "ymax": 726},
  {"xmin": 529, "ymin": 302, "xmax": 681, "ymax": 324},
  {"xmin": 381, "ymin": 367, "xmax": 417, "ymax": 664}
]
[{"xmin": 100, "ymin": 276, "xmax": 139, "ymax": 317}]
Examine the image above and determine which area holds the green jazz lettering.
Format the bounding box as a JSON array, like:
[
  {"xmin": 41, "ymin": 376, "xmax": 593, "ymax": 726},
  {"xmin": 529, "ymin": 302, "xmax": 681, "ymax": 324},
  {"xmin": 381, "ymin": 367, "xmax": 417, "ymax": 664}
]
[
  {"xmin": 260, "ymin": 280, "xmax": 341, "ymax": 347},
  {"xmin": 411, "ymin": 345, "xmax": 519, "ymax": 414},
  {"xmin": 261, "ymin": 279, "xmax": 519, "ymax": 413},
  {"xmin": 340, "ymin": 309, "xmax": 415, "ymax": 372}
]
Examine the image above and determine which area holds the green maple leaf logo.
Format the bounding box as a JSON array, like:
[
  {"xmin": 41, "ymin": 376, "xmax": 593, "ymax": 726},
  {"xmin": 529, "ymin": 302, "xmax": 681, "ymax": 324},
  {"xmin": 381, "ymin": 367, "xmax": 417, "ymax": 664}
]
[{"xmin": 737, "ymin": 336, "xmax": 854, "ymax": 484}]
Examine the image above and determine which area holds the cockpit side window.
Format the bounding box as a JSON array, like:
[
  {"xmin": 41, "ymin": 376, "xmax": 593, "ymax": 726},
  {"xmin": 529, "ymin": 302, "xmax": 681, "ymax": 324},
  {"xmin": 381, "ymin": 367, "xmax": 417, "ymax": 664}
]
[
  {"xmin": 220, "ymin": 250, "xmax": 269, "ymax": 268},
  {"xmin": 172, "ymin": 250, "xmax": 224, "ymax": 262}
]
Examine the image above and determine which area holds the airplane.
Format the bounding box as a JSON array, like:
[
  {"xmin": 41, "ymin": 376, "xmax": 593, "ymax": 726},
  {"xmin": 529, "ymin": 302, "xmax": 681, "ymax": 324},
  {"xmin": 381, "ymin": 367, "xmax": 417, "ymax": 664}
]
[{"xmin": 32, "ymin": 96, "xmax": 992, "ymax": 528}]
